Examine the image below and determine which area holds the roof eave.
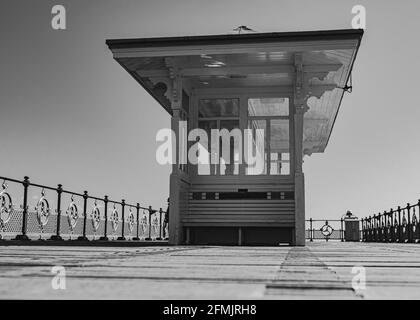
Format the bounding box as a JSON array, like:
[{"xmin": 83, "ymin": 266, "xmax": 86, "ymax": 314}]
[{"xmin": 106, "ymin": 29, "xmax": 364, "ymax": 50}]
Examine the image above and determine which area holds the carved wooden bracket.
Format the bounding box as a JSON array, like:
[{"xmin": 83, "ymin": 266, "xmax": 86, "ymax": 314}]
[
  {"xmin": 165, "ymin": 58, "xmax": 183, "ymax": 108},
  {"xmin": 148, "ymin": 77, "xmax": 173, "ymax": 102},
  {"xmin": 294, "ymin": 53, "xmax": 340, "ymax": 112}
]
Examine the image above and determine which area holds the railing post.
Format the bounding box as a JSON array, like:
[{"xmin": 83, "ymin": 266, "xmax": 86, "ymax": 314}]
[
  {"xmin": 145, "ymin": 206, "xmax": 153, "ymax": 241},
  {"xmin": 366, "ymin": 218, "xmax": 370, "ymax": 241},
  {"xmin": 50, "ymin": 184, "xmax": 63, "ymax": 241},
  {"xmin": 390, "ymin": 210, "xmax": 394, "ymax": 242},
  {"xmin": 77, "ymin": 191, "xmax": 89, "ymax": 241},
  {"xmin": 373, "ymin": 214, "xmax": 377, "ymax": 242},
  {"xmin": 364, "ymin": 217, "xmax": 367, "ymax": 241},
  {"xmin": 391, "ymin": 208, "xmax": 398, "ymax": 242},
  {"xmin": 133, "ymin": 203, "xmax": 140, "ymax": 241},
  {"xmin": 378, "ymin": 212, "xmax": 383, "ymax": 242},
  {"xmin": 361, "ymin": 218, "xmax": 364, "ymax": 241},
  {"xmin": 100, "ymin": 195, "xmax": 109, "ymax": 241},
  {"xmin": 373, "ymin": 214, "xmax": 378, "ymax": 242},
  {"xmin": 340, "ymin": 218, "xmax": 344, "ymax": 242},
  {"xmin": 382, "ymin": 212, "xmax": 385, "ymax": 241},
  {"xmin": 388, "ymin": 211, "xmax": 392, "ymax": 242},
  {"xmin": 156, "ymin": 208, "xmax": 163, "ymax": 240},
  {"xmin": 417, "ymin": 200, "xmax": 420, "ymax": 243},
  {"xmin": 325, "ymin": 220, "xmax": 329, "ymax": 242},
  {"xmin": 372, "ymin": 215, "xmax": 375, "ymax": 241},
  {"xmin": 365, "ymin": 218, "xmax": 368, "ymax": 241},
  {"xmin": 383, "ymin": 212, "xmax": 387, "ymax": 241},
  {"xmin": 373, "ymin": 214, "xmax": 376, "ymax": 241},
  {"xmin": 14, "ymin": 176, "xmax": 30, "ymax": 241},
  {"xmin": 309, "ymin": 218, "xmax": 313, "ymax": 242},
  {"xmin": 118, "ymin": 200, "xmax": 126, "ymax": 241},
  {"xmin": 397, "ymin": 206, "xmax": 402, "ymax": 242},
  {"xmin": 379, "ymin": 213, "xmax": 383, "ymax": 241},
  {"xmin": 365, "ymin": 218, "xmax": 369, "ymax": 242},
  {"xmin": 384, "ymin": 211, "xmax": 389, "ymax": 242},
  {"xmin": 407, "ymin": 203, "xmax": 413, "ymax": 243}
]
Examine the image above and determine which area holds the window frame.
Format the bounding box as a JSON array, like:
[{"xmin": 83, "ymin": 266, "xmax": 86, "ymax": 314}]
[
  {"xmin": 190, "ymin": 91, "xmax": 294, "ymax": 179},
  {"xmin": 246, "ymin": 97, "xmax": 291, "ymax": 177},
  {"xmin": 197, "ymin": 97, "xmax": 241, "ymax": 176}
]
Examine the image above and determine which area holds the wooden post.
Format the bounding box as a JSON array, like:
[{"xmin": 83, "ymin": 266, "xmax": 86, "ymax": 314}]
[
  {"xmin": 292, "ymin": 53, "xmax": 308, "ymax": 246},
  {"xmin": 168, "ymin": 71, "xmax": 184, "ymax": 245},
  {"xmin": 169, "ymin": 109, "xmax": 182, "ymax": 245}
]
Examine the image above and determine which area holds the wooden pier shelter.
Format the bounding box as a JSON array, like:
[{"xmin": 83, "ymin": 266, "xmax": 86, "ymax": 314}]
[{"xmin": 106, "ymin": 29, "xmax": 363, "ymax": 246}]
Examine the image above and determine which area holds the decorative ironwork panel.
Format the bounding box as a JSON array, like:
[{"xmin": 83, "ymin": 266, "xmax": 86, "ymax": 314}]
[{"xmin": 0, "ymin": 175, "xmax": 168, "ymax": 243}]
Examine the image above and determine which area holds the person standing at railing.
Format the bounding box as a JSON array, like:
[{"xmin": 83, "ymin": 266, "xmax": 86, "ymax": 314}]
[{"xmin": 163, "ymin": 198, "xmax": 169, "ymax": 240}]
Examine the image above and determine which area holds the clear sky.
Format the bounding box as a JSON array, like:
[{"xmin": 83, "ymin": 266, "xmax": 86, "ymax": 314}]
[{"xmin": 1, "ymin": 0, "xmax": 419, "ymax": 219}]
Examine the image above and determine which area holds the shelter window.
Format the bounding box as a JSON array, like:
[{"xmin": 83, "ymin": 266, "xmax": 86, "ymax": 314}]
[
  {"xmin": 246, "ymin": 98, "xmax": 290, "ymax": 176},
  {"xmin": 197, "ymin": 98, "xmax": 240, "ymax": 176},
  {"xmin": 248, "ymin": 98, "xmax": 289, "ymax": 117},
  {"xmin": 198, "ymin": 99, "xmax": 239, "ymax": 117}
]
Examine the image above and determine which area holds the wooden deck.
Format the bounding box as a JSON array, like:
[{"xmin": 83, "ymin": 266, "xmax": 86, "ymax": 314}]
[{"xmin": 0, "ymin": 242, "xmax": 419, "ymax": 299}]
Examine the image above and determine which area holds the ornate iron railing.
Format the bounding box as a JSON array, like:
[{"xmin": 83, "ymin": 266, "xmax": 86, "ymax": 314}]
[
  {"xmin": 0, "ymin": 175, "xmax": 168, "ymax": 242},
  {"xmin": 305, "ymin": 219, "xmax": 345, "ymax": 241},
  {"xmin": 361, "ymin": 200, "xmax": 420, "ymax": 243}
]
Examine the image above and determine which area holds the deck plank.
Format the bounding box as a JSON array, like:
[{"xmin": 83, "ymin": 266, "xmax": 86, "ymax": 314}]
[{"xmin": 0, "ymin": 242, "xmax": 418, "ymax": 299}]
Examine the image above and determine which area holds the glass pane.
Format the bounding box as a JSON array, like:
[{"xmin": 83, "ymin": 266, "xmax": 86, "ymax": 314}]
[
  {"xmin": 197, "ymin": 120, "xmax": 217, "ymax": 175},
  {"xmin": 219, "ymin": 120, "xmax": 240, "ymax": 176},
  {"xmin": 199, "ymin": 99, "xmax": 239, "ymax": 118},
  {"xmin": 182, "ymin": 90, "xmax": 190, "ymax": 115},
  {"xmin": 246, "ymin": 120, "xmax": 267, "ymax": 175},
  {"xmin": 270, "ymin": 119, "xmax": 290, "ymax": 175},
  {"xmin": 248, "ymin": 98, "xmax": 289, "ymax": 117}
]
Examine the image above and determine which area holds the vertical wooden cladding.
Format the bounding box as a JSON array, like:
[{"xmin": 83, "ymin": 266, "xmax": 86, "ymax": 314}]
[{"xmin": 179, "ymin": 178, "xmax": 189, "ymax": 224}]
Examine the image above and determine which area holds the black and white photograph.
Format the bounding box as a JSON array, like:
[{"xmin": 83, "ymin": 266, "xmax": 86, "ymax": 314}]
[{"xmin": 0, "ymin": 0, "xmax": 419, "ymax": 306}]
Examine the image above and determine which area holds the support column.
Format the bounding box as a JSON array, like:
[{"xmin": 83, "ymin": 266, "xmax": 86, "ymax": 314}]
[
  {"xmin": 169, "ymin": 165, "xmax": 182, "ymax": 244},
  {"xmin": 168, "ymin": 71, "xmax": 184, "ymax": 245},
  {"xmin": 294, "ymin": 106, "xmax": 306, "ymax": 246},
  {"xmin": 293, "ymin": 53, "xmax": 307, "ymax": 246}
]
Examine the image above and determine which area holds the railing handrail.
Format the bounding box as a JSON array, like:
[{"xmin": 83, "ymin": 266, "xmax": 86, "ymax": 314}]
[
  {"xmin": 305, "ymin": 219, "xmax": 348, "ymax": 222},
  {"xmin": 0, "ymin": 175, "xmax": 167, "ymax": 213}
]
